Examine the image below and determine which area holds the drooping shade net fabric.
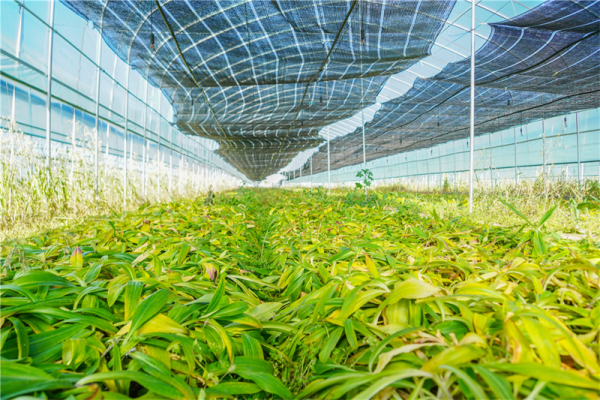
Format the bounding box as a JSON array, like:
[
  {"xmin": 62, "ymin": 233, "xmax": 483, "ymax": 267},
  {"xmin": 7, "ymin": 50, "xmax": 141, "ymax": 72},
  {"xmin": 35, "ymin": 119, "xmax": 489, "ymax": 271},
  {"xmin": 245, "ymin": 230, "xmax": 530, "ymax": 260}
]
[
  {"xmin": 305, "ymin": 0, "xmax": 600, "ymax": 176},
  {"xmin": 61, "ymin": 0, "xmax": 456, "ymax": 180}
]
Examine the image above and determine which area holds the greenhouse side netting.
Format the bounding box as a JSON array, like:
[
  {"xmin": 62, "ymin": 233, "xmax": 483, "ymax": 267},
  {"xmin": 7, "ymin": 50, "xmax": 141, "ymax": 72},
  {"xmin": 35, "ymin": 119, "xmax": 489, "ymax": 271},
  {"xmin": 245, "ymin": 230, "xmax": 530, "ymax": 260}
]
[
  {"xmin": 299, "ymin": 0, "xmax": 599, "ymax": 183},
  {"xmin": 62, "ymin": 0, "xmax": 457, "ymax": 180},
  {"xmin": 0, "ymin": 0, "xmax": 244, "ymax": 203},
  {"xmin": 286, "ymin": 107, "xmax": 600, "ymax": 189}
]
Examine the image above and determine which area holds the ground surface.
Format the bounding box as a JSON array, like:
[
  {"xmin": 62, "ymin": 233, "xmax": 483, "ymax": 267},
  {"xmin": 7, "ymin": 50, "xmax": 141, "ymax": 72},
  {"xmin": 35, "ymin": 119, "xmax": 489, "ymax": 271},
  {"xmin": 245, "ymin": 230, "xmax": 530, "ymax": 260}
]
[{"xmin": 1, "ymin": 188, "xmax": 599, "ymax": 399}]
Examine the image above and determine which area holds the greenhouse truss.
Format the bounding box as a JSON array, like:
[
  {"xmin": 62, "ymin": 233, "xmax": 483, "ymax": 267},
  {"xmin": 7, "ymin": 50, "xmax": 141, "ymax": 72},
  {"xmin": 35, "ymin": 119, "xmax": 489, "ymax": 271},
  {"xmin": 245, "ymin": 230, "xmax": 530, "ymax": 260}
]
[
  {"xmin": 1, "ymin": 0, "xmax": 245, "ymax": 196},
  {"xmin": 62, "ymin": 0, "xmax": 456, "ymax": 181},
  {"xmin": 300, "ymin": 0, "xmax": 600, "ymax": 178},
  {"xmin": 1, "ymin": 0, "xmax": 599, "ymax": 185}
]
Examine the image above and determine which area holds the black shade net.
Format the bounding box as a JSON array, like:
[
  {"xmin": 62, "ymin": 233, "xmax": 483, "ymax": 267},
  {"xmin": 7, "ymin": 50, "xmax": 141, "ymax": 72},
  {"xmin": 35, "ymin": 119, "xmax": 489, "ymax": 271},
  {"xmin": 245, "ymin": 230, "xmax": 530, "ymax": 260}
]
[
  {"xmin": 62, "ymin": 0, "xmax": 456, "ymax": 180},
  {"xmin": 303, "ymin": 0, "xmax": 600, "ymax": 176}
]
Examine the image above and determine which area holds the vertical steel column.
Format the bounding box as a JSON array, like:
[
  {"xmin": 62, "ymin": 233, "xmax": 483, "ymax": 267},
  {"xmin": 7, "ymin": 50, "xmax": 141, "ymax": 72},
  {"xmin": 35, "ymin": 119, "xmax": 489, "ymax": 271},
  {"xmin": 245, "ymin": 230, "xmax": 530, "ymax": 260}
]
[
  {"xmin": 468, "ymin": 0, "xmax": 476, "ymax": 213},
  {"xmin": 403, "ymin": 156, "xmax": 406, "ymax": 190},
  {"xmin": 179, "ymin": 134, "xmax": 184, "ymax": 196},
  {"xmin": 70, "ymin": 111, "xmax": 76, "ymax": 185},
  {"xmin": 157, "ymin": 97, "xmax": 162, "ymax": 196},
  {"xmin": 488, "ymin": 133, "xmax": 493, "ymax": 190},
  {"xmin": 514, "ymin": 127, "xmax": 518, "ymax": 186},
  {"xmin": 170, "ymin": 141, "xmax": 174, "ymax": 191},
  {"xmin": 542, "ymin": 119, "xmax": 549, "ymax": 197},
  {"xmin": 123, "ymin": 67, "xmax": 130, "ymax": 208},
  {"xmin": 104, "ymin": 124, "xmax": 110, "ymax": 176},
  {"xmin": 8, "ymin": 6, "xmax": 23, "ymax": 190},
  {"xmin": 310, "ymin": 156, "xmax": 313, "ymax": 189},
  {"xmin": 327, "ymin": 129, "xmax": 331, "ymax": 195},
  {"xmin": 142, "ymin": 82, "xmax": 149, "ymax": 199},
  {"xmin": 415, "ymin": 150, "xmax": 419, "ymax": 190},
  {"xmin": 105, "ymin": 53, "xmax": 116, "ymax": 177},
  {"xmin": 11, "ymin": 5, "xmax": 24, "ymax": 122},
  {"xmin": 195, "ymin": 162, "xmax": 199, "ymax": 195},
  {"xmin": 45, "ymin": 0, "xmax": 56, "ymax": 175},
  {"xmin": 360, "ymin": 24, "xmax": 367, "ymax": 197},
  {"xmin": 576, "ymin": 112, "xmax": 580, "ymax": 192},
  {"xmin": 398, "ymin": 155, "xmax": 402, "ymax": 190},
  {"xmin": 94, "ymin": 31, "xmax": 102, "ymax": 201},
  {"xmin": 186, "ymin": 135, "xmax": 190, "ymax": 196},
  {"xmin": 438, "ymin": 145, "xmax": 442, "ymax": 192},
  {"xmin": 426, "ymin": 149, "xmax": 430, "ymax": 192},
  {"xmin": 453, "ymin": 140, "xmax": 457, "ymax": 193}
]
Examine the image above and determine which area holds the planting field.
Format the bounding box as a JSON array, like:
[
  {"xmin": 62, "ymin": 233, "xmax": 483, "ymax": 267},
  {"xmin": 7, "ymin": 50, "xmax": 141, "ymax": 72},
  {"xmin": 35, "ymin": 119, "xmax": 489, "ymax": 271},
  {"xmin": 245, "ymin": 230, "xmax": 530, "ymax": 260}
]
[{"xmin": 1, "ymin": 189, "xmax": 599, "ymax": 400}]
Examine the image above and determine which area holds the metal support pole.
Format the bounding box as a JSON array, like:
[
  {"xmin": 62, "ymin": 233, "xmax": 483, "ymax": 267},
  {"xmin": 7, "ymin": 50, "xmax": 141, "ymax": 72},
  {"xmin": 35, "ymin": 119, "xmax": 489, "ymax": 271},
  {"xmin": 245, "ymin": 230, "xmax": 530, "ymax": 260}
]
[
  {"xmin": 310, "ymin": 156, "xmax": 313, "ymax": 189},
  {"xmin": 186, "ymin": 135, "xmax": 190, "ymax": 196},
  {"xmin": 514, "ymin": 127, "xmax": 518, "ymax": 186},
  {"xmin": 438, "ymin": 145, "xmax": 442, "ymax": 192},
  {"xmin": 542, "ymin": 119, "xmax": 546, "ymax": 177},
  {"xmin": 142, "ymin": 82, "xmax": 149, "ymax": 199},
  {"xmin": 361, "ymin": 48, "xmax": 366, "ymax": 197},
  {"xmin": 70, "ymin": 111, "xmax": 76, "ymax": 185},
  {"xmin": 104, "ymin": 124, "xmax": 110, "ymax": 177},
  {"xmin": 10, "ymin": 3, "xmax": 23, "ymax": 122},
  {"xmin": 453, "ymin": 140, "xmax": 457, "ymax": 193},
  {"xmin": 94, "ymin": 31, "xmax": 102, "ymax": 202},
  {"xmin": 415, "ymin": 151, "xmax": 419, "ymax": 190},
  {"xmin": 45, "ymin": 0, "xmax": 56, "ymax": 177},
  {"xmin": 576, "ymin": 112, "xmax": 581, "ymax": 192},
  {"xmin": 123, "ymin": 67, "xmax": 130, "ymax": 208},
  {"xmin": 8, "ymin": 4, "xmax": 22, "ymax": 209},
  {"xmin": 327, "ymin": 130, "xmax": 331, "ymax": 195},
  {"xmin": 489, "ymin": 133, "xmax": 493, "ymax": 190},
  {"xmin": 468, "ymin": 0, "xmax": 476, "ymax": 213},
  {"xmin": 169, "ymin": 127, "xmax": 173, "ymax": 196},
  {"xmin": 355, "ymin": 0, "xmax": 369, "ymax": 195},
  {"xmin": 157, "ymin": 121, "xmax": 162, "ymax": 197},
  {"xmin": 7, "ymin": 29, "xmax": 23, "ymax": 205},
  {"xmin": 179, "ymin": 135, "xmax": 183, "ymax": 196},
  {"xmin": 426, "ymin": 149, "xmax": 430, "ymax": 192}
]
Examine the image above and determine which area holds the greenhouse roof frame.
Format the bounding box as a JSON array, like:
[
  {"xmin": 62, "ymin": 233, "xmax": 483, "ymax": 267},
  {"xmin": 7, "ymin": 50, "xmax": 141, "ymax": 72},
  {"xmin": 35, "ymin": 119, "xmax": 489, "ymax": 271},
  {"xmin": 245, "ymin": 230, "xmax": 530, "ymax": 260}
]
[
  {"xmin": 303, "ymin": 0, "xmax": 600, "ymax": 175},
  {"xmin": 63, "ymin": 0, "xmax": 457, "ymax": 181}
]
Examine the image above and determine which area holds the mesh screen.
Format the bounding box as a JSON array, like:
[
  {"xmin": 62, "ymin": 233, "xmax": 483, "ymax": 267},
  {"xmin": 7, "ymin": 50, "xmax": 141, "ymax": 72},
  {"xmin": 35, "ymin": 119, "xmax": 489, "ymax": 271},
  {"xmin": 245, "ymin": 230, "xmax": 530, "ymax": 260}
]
[
  {"xmin": 62, "ymin": 0, "xmax": 456, "ymax": 181},
  {"xmin": 304, "ymin": 0, "xmax": 600, "ymax": 176}
]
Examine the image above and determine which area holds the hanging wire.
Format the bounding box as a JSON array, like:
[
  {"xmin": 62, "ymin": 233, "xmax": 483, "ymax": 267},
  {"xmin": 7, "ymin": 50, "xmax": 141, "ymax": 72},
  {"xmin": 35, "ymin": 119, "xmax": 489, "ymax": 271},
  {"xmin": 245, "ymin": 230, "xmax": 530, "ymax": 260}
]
[
  {"xmin": 506, "ymin": 75, "xmax": 511, "ymax": 109},
  {"xmin": 520, "ymin": 112, "xmax": 523, "ymax": 136},
  {"xmin": 149, "ymin": 2, "xmax": 155, "ymax": 52},
  {"xmin": 324, "ymin": 63, "xmax": 329, "ymax": 139}
]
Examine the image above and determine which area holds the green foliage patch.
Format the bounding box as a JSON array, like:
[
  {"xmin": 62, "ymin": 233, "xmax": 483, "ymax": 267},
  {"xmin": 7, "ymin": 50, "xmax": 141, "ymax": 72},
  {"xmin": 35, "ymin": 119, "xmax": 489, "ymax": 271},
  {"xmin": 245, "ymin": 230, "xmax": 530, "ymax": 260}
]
[{"xmin": 1, "ymin": 189, "xmax": 599, "ymax": 399}]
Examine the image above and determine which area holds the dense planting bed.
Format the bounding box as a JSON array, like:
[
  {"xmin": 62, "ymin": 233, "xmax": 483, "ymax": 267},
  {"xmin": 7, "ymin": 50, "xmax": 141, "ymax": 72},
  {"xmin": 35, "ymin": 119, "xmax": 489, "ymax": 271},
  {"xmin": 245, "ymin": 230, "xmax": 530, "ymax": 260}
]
[{"xmin": 1, "ymin": 189, "xmax": 599, "ymax": 399}]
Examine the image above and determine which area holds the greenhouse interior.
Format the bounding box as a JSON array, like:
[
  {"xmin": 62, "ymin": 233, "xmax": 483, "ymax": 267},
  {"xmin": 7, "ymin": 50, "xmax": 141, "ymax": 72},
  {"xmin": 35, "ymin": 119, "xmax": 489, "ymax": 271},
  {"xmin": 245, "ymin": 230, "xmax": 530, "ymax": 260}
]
[{"xmin": 1, "ymin": 0, "xmax": 599, "ymax": 399}]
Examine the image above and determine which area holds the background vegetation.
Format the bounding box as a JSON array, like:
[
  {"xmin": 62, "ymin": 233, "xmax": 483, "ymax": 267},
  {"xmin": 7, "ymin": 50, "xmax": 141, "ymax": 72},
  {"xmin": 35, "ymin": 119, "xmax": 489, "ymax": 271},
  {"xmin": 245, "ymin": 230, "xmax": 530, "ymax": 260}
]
[{"xmin": 0, "ymin": 121, "xmax": 236, "ymax": 241}]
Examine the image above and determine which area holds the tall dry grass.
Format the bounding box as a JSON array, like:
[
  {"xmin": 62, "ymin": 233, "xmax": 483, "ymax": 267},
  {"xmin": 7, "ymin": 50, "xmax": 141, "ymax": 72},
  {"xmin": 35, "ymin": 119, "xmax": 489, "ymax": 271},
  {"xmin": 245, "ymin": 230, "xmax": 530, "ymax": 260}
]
[
  {"xmin": 367, "ymin": 175, "xmax": 600, "ymax": 235},
  {"xmin": 287, "ymin": 170, "xmax": 600, "ymax": 235},
  {"xmin": 0, "ymin": 118, "xmax": 240, "ymax": 241}
]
